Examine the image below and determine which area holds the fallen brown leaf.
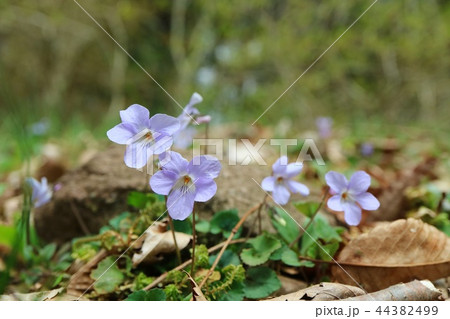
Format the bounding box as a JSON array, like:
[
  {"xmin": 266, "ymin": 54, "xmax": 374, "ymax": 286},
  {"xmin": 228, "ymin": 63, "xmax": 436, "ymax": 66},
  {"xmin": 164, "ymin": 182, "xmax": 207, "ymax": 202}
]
[
  {"xmin": 269, "ymin": 282, "xmax": 365, "ymax": 301},
  {"xmin": 67, "ymin": 249, "xmax": 109, "ymax": 296},
  {"xmin": 343, "ymin": 280, "xmax": 443, "ymax": 301},
  {"xmin": 132, "ymin": 221, "xmax": 191, "ymax": 266},
  {"xmin": 332, "ymin": 218, "xmax": 450, "ymax": 292}
]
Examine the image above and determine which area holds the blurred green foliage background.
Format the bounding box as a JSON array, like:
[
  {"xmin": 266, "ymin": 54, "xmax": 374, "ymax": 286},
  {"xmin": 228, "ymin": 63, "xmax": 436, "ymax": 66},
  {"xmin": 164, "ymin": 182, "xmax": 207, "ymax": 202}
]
[{"xmin": 0, "ymin": 0, "xmax": 449, "ymax": 169}]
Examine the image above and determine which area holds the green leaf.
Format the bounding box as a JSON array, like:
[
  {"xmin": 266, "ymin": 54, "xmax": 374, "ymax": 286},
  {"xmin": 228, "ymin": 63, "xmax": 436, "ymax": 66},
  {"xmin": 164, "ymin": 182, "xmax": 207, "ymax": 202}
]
[
  {"xmin": 216, "ymin": 281, "xmax": 245, "ymax": 301},
  {"xmin": 240, "ymin": 234, "xmax": 281, "ymax": 266},
  {"xmin": 293, "ymin": 201, "xmax": 320, "ymax": 218},
  {"xmin": 281, "ymin": 249, "xmax": 314, "ymax": 267},
  {"xmin": 108, "ymin": 212, "xmax": 132, "ymax": 231},
  {"xmin": 209, "ymin": 249, "xmax": 240, "ymax": 268},
  {"xmin": 240, "ymin": 249, "xmax": 272, "ymax": 266},
  {"xmin": 210, "ymin": 209, "xmax": 242, "ymax": 238},
  {"xmin": 270, "ymin": 207, "xmax": 299, "ymax": 243},
  {"xmin": 269, "ymin": 244, "xmax": 288, "ymax": 261},
  {"xmin": 173, "ymin": 219, "xmax": 192, "ymax": 235},
  {"xmin": 318, "ymin": 242, "xmax": 339, "ymax": 261},
  {"xmin": 39, "ymin": 243, "xmax": 56, "ymax": 262},
  {"xmin": 0, "ymin": 224, "xmax": 16, "ymax": 246},
  {"xmin": 125, "ymin": 289, "xmax": 166, "ymax": 301},
  {"xmin": 196, "ymin": 220, "xmax": 210, "ymax": 233},
  {"xmin": 243, "ymin": 267, "xmax": 281, "ymax": 299},
  {"xmin": 91, "ymin": 256, "xmax": 125, "ymax": 294}
]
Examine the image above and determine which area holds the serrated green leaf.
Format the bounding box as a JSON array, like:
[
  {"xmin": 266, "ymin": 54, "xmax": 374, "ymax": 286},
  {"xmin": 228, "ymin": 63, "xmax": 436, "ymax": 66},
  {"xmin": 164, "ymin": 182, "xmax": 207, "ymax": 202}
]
[
  {"xmin": 243, "ymin": 267, "xmax": 281, "ymax": 299},
  {"xmin": 269, "ymin": 244, "xmax": 288, "ymax": 261},
  {"xmin": 125, "ymin": 289, "xmax": 166, "ymax": 301},
  {"xmin": 210, "ymin": 209, "xmax": 242, "ymax": 238},
  {"xmin": 216, "ymin": 281, "xmax": 245, "ymax": 301},
  {"xmin": 281, "ymin": 248, "xmax": 303, "ymax": 266},
  {"xmin": 240, "ymin": 234, "xmax": 281, "ymax": 266},
  {"xmin": 91, "ymin": 256, "xmax": 125, "ymax": 294},
  {"xmin": 209, "ymin": 249, "xmax": 240, "ymax": 268},
  {"xmin": 270, "ymin": 207, "xmax": 299, "ymax": 243},
  {"xmin": 247, "ymin": 233, "xmax": 281, "ymax": 253},
  {"xmin": 240, "ymin": 249, "xmax": 272, "ymax": 266},
  {"xmin": 281, "ymin": 248, "xmax": 315, "ymax": 267}
]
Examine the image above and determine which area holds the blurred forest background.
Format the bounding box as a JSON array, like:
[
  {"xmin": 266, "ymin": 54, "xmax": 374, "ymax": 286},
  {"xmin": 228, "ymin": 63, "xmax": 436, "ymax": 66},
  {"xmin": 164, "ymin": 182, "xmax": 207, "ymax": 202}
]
[{"xmin": 0, "ymin": 0, "xmax": 449, "ymax": 173}]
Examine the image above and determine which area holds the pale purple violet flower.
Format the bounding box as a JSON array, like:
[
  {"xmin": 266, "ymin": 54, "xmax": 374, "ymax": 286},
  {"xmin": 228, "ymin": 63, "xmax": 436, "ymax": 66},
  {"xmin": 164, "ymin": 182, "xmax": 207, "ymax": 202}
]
[
  {"xmin": 107, "ymin": 104, "xmax": 180, "ymax": 168},
  {"xmin": 178, "ymin": 92, "xmax": 203, "ymax": 130},
  {"xmin": 26, "ymin": 177, "xmax": 52, "ymax": 208},
  {"xmin": 173, "ymin": 92, "xmax": 211, "ymax": 149},
  {"xmin": 150, "ymin": 151, "xmax": 221, "ymax": 220},
  {"xmin": 316, "ymin": 117, "xmax": 333, "ymax": 139},
  {"xmin": 173, "ymin": 127, "xmax": 197, "ymax": 149},
  {"xmin": 325, "ymin": 171, "xmax": 380, "ymax": 226},
  {"xmin": 261, "ymin": 156, "xmax": 309, "ymax": 205},
  {"xmin": 360, "ymin": 142, "xmax": 374, "ymax": 157}
]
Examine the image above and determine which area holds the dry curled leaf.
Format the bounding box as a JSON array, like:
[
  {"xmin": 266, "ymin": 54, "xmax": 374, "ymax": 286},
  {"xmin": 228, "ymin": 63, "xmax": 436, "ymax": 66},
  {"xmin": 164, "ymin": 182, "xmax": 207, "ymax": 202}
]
[
  {"xmin": 67, "ymin": 249, "xmax": 109, "ymax": 297},
  {"xmin": 132, "ymin": 221, "xmax": 191, "ymax": 266},
  {"xmin": 0, "ymin": 288, "xmax": 64, "ymax": 301},
  {"xmin": 343, "ymin": 280, "xmax": 443, "ymax": 301},
  {"xmin": 332, "ymin": 219, "xmax": 450, "ymax": 292},
  {"xmin": 269, "ymin": 282, "xmax": 365, "ymax": 301}
]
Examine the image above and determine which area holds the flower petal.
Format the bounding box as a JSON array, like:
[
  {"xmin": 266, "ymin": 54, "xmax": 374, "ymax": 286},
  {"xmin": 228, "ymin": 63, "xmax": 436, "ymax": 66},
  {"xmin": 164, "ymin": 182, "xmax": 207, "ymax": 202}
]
[
  {"xmin": 159, "ymin": 151, "xmax": 189, "ymax": 175},
  {"xmin": 194, "ymin": 178, "xmax": 217, "ymax": 202},
  {"xmin": 188, "ymin": 155, "xmax": 221, "ymax": 179},
  {"xmin": 150, "ymin": 170, "xmax": 178, "ymax": 195},
  {"xmin": 261, "ymin": 176, "xmax": 276, "ymax": 192},
  {"xmin": 284, "ymin": 162, "xmax": 303, "ymax": 178},
  {"xmin": 272, "ymin": 184, "xmax": 291, "ymax": 205},
  {"xmin": 149, "ymin": 114, "xmax": 180, "ymax": 136},
  {"xmin": 327, "ymin": 195, "xmax": 343, "ymax": 211},
  {"xmin": 120, "ymin": 104, "xmax": 150, "ymax": 128},
  {"xmin": 188, "ymin": 92, "xmax": 203, "ymax": 106},
  {"xmin": 272, "ymin": 156, "xmax": 288, "ymax": 175},
  {"xmin": 107, "ymin": 123, "xmax": 137, "ymax": 144},
  {"xmin": 287, "ymin": 180, "xmax": 309, "ymax": 196},
  {"xmin": 342, "ymin": 201, "xmax": 362, "ymax": 226},
  {"xmin": 354, "ymin": 192, "xmax": 380, "ymax": 211},
  {"xmin": 167, "ymin": 187, "xmax": 195, "ymax": 220},
  {"xmin": 348, "ymin": 171, "xmax": 371, "ymax": 194},
  {"xmin": 173, "ymin": 127, "xmax": 196, "ymax": 149},
  {"xmin": 124, "ymin": 141, "xmax": 152, "ymax": 168},
  {"xmin": 151, "ymin": 134, "xmax": 174, "ymax": 155},
  {"xmin": 325, "ymin": 171, "xmax": 348, "ymax": 194}
]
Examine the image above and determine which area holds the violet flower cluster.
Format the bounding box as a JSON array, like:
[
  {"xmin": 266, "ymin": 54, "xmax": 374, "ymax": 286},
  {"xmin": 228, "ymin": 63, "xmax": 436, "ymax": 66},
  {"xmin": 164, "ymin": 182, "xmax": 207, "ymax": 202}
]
[
  {"xmin": 262, "ymin": 156, "xmax": 380, "ymax": 226},
  {"xmin": 108, "ymin": 95, "xmax": 219, "ymax": 221}
]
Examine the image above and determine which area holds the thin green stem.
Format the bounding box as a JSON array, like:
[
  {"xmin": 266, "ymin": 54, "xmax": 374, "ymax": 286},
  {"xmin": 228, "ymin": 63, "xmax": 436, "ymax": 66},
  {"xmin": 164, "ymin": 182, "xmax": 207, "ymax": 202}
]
[
  {"xmin": 191, "ymin": 206, "xmax": 196, "ymax": 277},
  {"xmin": 289, "ymin": 186, "xmax": 330, "ymax": 249},
  {"xmin": 165, "ymin": 196, "xmax": 182, "ymax": 265}
]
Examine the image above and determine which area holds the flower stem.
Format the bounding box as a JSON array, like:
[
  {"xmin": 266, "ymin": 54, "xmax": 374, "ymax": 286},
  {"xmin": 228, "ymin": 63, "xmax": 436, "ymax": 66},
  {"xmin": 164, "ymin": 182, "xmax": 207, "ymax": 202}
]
[
  {"xmin": 165, "ymin": 196, "xmax": 182, "ymax": 265},
  {"xmin": 168, "ymin": 215, "xmax": 182, "ymax": 265},
  {"xmin": 191, "ymin": 205, "xmax": 196, "ymax": 277},
  {"xmin": 198, "ymin": 198, "xmax": 267, "ymax": 290},
  {"xmin": 289, "ymin": 186, "xmax": 330, "ymax": 248},
  {"xmin": 205, "ymin": 123, "xmax": 209, "ymax": 154},
  {"xmin": 257, "ymin": 194, "xmax": 268, "ymax": 234}
]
